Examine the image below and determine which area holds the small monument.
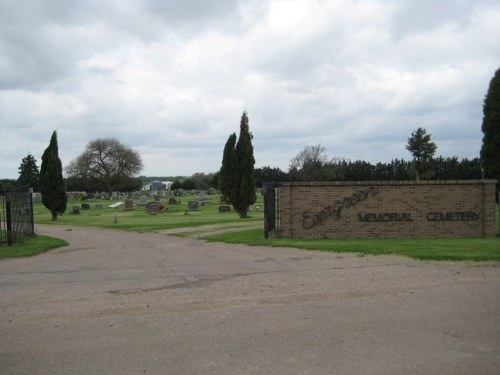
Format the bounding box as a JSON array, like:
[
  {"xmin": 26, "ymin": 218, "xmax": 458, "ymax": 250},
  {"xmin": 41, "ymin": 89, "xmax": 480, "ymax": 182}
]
[
  {"xmin": 219, "ymin": 205, "xmax": 231, "ymax": 213},
  {"xmin": 124, "ymin": 199, "xmax": 134, "ymax": 210},
  {"xmin": 188, "ymin": 201, "xmax": 200, "ymax": 210}
]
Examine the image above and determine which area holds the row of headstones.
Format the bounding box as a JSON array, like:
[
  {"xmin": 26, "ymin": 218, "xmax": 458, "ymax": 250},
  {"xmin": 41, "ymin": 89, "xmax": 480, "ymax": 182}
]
[{"xmin": 71, "ymin": 201, "xmax": 233, "ymax": 214}]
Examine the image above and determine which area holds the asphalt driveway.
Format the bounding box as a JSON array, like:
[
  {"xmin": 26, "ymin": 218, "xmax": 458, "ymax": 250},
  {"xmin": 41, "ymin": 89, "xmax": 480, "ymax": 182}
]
[{"xmin": 1, "ymin": 225, "xmax": 499, "ymax": 374}]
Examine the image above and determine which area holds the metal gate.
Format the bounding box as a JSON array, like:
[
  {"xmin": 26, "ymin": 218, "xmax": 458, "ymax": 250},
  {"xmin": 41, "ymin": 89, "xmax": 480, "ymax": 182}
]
[
  {"xmin": 264, "ymin": 183, "xmax": 279, "ymax": 239},
  {"xmin": 0, "ymin": 186, "xmax": 34, "ymax": 246}
]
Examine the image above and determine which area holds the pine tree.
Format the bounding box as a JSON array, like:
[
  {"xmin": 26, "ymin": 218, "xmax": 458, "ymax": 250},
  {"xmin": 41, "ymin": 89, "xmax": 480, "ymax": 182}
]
[
  {"xmin": 219, "ymin": 111, "xmax": 257, "ymax": 218},
  {"xmin": 405, "ymin": 127, "xmax": 437, "ymax": 181},
  {"xmin": 17, "ymin": 154, "xmax": 40, "ymax": 191},
  {"xmin": 480, "ymin": 67, "xmax": 500, "ymax": 182},
  {"xmin": 40, "ymin": 131, "xmax": 67, "ymax": 220}
]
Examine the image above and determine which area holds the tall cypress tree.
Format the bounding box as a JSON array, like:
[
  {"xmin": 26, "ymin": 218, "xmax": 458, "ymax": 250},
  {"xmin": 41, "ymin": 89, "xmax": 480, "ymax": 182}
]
[
  {"xmin": 40, "ymin": 131, "xmax": 67, "ymax": 220},
  {"xmin": 480, "ymin": 67, "xmax": 500, "ymax": 183},
  {"xmin": 220, "ymin": 132, "xmax": 237, "ymax": 203},
  {"xmin": 232, "ymin": 111, "xmax": 257, "ymax": 218},
  {"xmin": 219, "ymin": 111, "xmax": 257, "ymax": 218}
]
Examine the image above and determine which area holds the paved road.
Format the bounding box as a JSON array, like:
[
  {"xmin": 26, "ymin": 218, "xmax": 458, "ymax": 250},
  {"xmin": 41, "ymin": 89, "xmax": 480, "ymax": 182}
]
[{"xmin": 1, "ymin": 225, "xmax": 499, "ymax": 375}]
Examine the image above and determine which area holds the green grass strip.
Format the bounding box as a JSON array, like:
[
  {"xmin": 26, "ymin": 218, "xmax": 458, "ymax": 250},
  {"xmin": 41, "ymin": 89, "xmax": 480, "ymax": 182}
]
[
  {"xmin": 205, "ymin": 229, "xmax": 500, "ymax": 262},
  {"xmin": 0, "ymin": 235, "xmax": 68, "ymax": 259}
]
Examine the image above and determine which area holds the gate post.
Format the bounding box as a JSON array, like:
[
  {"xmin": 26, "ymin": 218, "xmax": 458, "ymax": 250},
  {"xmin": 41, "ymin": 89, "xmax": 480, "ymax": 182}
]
[{"xmin": 5, "ymin": 192, "xmax": 12, "ymax": 246}]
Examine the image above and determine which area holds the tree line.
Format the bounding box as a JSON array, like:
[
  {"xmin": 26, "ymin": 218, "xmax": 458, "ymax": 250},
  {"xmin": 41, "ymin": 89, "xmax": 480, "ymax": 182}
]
[{"xmin": 254, "ymin": 155, "xmax": 482, "ymax": 187}]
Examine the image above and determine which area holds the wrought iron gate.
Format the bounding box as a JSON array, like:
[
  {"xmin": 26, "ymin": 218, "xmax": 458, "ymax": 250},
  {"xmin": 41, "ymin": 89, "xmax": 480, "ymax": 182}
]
[
  {"xmin": 0, "ymin": 186, "xmax": 34, "ymax": 246},
  {"xmin": 264, "ymin": 183, "xmax": 279, "ymax": 239}
]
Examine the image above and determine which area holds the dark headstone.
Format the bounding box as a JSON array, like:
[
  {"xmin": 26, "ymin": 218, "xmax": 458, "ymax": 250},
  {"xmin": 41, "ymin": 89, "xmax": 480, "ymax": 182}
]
[
  {"xmin": 148, "ymin": 204, "xmax": 160, "ymax": 215},
  {"xmin": 168, "ymin": 197, "xmax": 177, "ymax": 205},
  {"xmin": 188, "ymin": 201, "xmax": 200, "ymax": 210},
  {"xmin": 219, "ymin": 205, "xmax": 231, "ymax": 213},
  {"xmin": 124, "ymin": 199, "xmax": 134, "ymax": 210},
  {"xmin": 81, "ymin": 203, "xmax": 90, "ymax": 210},
  {"xmin": 154, "ymin": 195, "xmax": 161, "ymax": 202},
  {"xmin": 72, "ymin": 205, "xmax": 80, "ymax": 214}
]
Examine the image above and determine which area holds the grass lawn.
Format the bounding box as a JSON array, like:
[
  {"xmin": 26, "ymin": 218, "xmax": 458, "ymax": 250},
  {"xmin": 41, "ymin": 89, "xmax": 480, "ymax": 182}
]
[
  {"xmin": 0, "ymin": 235, "xmax": 68, "ymax": 260},
  {"xmin": 33, "ymin": 195, "xmax": 264, "ymax": 231}
]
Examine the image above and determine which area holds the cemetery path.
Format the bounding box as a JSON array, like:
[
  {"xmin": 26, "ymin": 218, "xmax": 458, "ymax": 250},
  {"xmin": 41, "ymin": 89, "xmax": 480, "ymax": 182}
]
[{"xmin": 1, "ymin": 225, "xmax": 499, "ymax": 375}]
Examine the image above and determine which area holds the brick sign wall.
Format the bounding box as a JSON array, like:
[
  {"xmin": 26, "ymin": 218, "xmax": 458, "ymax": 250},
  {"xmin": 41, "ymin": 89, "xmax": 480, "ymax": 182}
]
[{"xmin": 277, "ymin": 180, "xmax": 497, "ymax": 239}]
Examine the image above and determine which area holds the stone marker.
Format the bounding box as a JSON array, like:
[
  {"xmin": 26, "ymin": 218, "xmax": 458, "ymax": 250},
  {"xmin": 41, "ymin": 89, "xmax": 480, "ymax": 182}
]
[
  {"xmin": 154, "ymin": 195, "xmax": 161, "ymax": 202},
  {"xmin": 188, "ymin": 201, "xmax": 200, "ymax": 210},
  {"xmin": 95, "ymin": 203, "xmax": 104, "ymax": 209},
  {"xmin": 72, "ymin": 205, "xmax": 80, "ymax": 214},
  {"xmin": 148, "ymin": 204, "xmax": 160, "ymax": 215},
  {"xmin": 168, "ymin": 197, "xmax": 177, "ymax": 205},
  {"xmin": 138, "ymin": 196, "xmax": 148, "ymax": 206},
  {"xmin": 81, "ymin": 203, "xmax": 90, "ymax": 210},
  {"xmin": 219, "ymin": 205, "xmax": 231, "ymax": 213},
  {"xmin": 124, "ymin": 199, "xmax": 134, "ymax": 210}
]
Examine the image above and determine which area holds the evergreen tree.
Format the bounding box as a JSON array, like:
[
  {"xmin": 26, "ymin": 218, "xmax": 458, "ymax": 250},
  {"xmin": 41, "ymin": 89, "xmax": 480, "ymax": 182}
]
[
  {"xmin": 17, "ymin": 154, "xmax": 40, "ymax": 191},
  {"xmin": 219, "ymin": 133, "xmax": 237, "ymax": 203},
  {"xmin": 219, "ymin": 111, "xmax": 257, "ymax": 218},
  {"xmin": 480, "ymin": 67, "xmax": 500, "ymax": 183},
  {"xmin": 40, "ymin": 131, "xmax": 67, "ymax": 220},
  {"xmin": 405, "ymin": 127, "xmax": 437, "ymax": 180}
]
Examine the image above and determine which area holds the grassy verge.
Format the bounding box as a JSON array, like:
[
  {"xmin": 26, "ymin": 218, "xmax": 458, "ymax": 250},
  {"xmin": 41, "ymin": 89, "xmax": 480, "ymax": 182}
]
[
  {"xmin": 205, "ymin": 229, "xmax": 500, "ymax": 262},
  {"xmin": 0, "ymin": 235, "xmax": 68, "ymax": 260}
]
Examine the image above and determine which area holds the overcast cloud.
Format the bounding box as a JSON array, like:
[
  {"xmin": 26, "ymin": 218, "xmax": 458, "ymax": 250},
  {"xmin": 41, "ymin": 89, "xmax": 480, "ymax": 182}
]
[{"xmin": 1, "ymin": 0, "xmax": 499, "ymax": 179}]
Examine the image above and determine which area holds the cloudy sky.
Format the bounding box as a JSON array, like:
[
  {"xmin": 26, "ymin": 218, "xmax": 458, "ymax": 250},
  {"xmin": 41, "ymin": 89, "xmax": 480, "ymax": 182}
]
[{"xmin": 1, "ymin": 0, "xmax": 499, "ymax": 179}]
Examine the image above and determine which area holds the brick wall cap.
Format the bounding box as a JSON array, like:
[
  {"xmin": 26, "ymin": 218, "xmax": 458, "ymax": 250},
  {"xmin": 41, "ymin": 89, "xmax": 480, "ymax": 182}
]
[{"xmin": 278, "ymin": 179, "xmax": 497, "ymax": 187}]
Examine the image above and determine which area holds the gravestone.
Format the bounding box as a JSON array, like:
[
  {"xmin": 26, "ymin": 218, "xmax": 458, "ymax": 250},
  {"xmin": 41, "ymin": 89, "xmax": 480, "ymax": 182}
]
[
  {"xmin": 168, "ymin": 197, "xmax": 177, "ymax": 205},
  {"xmin": 138, "ymin": 195, "xmax": 148, "ymax": 205},
  {"xmin": 95, "ymin": 203, "xmax": 104, "ymax": 209},
  {"xmin": 154, "ymin": 195, "xmax": 161, "ymax": 203},
  {"xmin": 148, "ymin": 203, "xmax": 160, "ymax": 215},
  {"xmin": 72, "ymin": 205, "xmax": 80, "ymax": 214},
  {"xmin": 188, "ymin": 201, "xmax": 200, "ymax": 210},
  {"xmin": 219, "ymin": 205, "xmax": 231, "ymax": 213},
  {"xmin": 81, "ymin": 203, "xmax": 90, "ymax": 210},
  {"xmin": 124, "ymin": 199, "xmax": 134, "ymax": 210}
]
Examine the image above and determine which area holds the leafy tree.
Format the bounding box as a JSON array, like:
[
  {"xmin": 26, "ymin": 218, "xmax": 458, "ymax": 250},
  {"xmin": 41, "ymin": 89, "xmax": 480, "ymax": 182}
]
[
  {"xmin": 170, "ymin": 180, "xmax": 183, "ymax": 191},
  {"xmin": 40, "ymin": 131, "xmax": 67, "ymax": 220},
  {"xmin": 17, "ymin": 154, "xmax": 40, "ymax": 191},
  {"xmin": 480, "ymin": 67, "xmax": 500, "ymax": 183},
  {"xmin": 189, "ymin": 172, "xmax": 216, "ymax": 190},
  {"xmin": 66, "ymin": 137, "xmax": 143, "ymax": 193},
  {"xmin": 181, "ymin": 178, "xmax": 195, "ymax": 191},
  {"xmin": 288, "ymin": 144, "xmax": 333, "ymax": 181},
  {"xmin": 405, "ymin": 127, "xmax": 437, "ymax": 180},
  {"xmin": 219, "ymin": 111, "xmax": 256, "ymax": 218}
]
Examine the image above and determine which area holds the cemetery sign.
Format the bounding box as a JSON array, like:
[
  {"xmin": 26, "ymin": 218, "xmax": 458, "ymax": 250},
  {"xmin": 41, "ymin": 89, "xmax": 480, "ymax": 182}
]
[{"xmin": 270, "ymin": 180, "xmax": 496, "ymax": 239}]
